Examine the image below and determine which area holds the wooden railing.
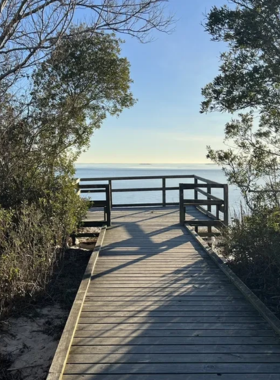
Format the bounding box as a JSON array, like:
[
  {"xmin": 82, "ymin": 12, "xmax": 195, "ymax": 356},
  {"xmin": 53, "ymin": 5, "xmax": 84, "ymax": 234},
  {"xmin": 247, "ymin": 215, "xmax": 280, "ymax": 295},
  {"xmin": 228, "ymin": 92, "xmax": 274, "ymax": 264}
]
[
  {"xmin": 78, "ymin": 174, "xmax": 196, "ymax": 207},
  {"xmin": 77, "ymin": 175, "xmax": 228, "ymax": 234},
  {"xmin": 179, "ymin": 176, "xmax": 229, "ymax": 234},
  {"xmin": 78, "ymin": 182, "xmax": 111, "ymax": 227}
]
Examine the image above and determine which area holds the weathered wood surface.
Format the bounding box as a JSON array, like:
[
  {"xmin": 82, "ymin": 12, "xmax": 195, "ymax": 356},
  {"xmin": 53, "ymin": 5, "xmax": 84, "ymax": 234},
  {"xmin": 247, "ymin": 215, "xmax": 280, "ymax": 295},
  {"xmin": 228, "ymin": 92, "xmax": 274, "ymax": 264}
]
[
  {"xmin": 85, "ymin": 205, "xmax": 212, "ymax": 223},
  {"xmin": 64, "ymin": 206, "xmax": 280, "ymax": 379}
]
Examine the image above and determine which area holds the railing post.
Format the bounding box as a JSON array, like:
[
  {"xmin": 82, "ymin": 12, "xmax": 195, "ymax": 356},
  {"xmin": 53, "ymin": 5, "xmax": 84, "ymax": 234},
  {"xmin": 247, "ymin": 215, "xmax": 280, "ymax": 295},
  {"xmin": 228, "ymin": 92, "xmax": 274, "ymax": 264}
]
[
  {"xmin": 194, "ymin": 177, "xmax": 198, "ymax": 201},
  {"xmin": 194, "ymin": 178, "xmax": 198, "ymax": 233},
  {"xmin": 106, "ymin": 184, "xmax": 112, "ymax": 227},
  {"xmin": 216, "ymin": 205, "xmax": 220, "ymax": 220},
  {"xmin": 108, "ymin": 179, "xmax": 113, "ymax": 208},
  {"xmin": 162, "ymin": 178, "xmax": 166, "ymax": 207},
  {"xmin": 179, "ymin": 184, "xmax": 185, "ymax": 225},
  {"xmin": 224, "ymin": 184, "xmax": 229, "ymax": 226},
  {"xmin": 207, "ymin": 185, "xmax": 212, "ymax": 236},
  {"xmin": 207, "ymin": 185, "xmax": 211, "ymax": 213}
]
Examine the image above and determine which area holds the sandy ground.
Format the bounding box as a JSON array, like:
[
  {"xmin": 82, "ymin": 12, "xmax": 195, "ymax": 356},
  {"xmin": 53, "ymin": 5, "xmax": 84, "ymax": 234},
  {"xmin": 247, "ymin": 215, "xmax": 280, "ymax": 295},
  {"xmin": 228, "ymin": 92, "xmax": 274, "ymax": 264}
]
[
  {"xmin": 0, "ymin": 305, "xmax": 67, "ymax": 379},
  {"xmin": 0, "ymin": 228, "xmax": 99, "ymax": 380}
]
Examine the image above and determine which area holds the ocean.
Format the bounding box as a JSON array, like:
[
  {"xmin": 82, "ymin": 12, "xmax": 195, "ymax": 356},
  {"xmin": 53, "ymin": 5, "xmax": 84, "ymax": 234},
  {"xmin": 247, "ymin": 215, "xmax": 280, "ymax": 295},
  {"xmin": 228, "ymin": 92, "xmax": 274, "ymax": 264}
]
[{"xmin": 75, "ymin": 164, "xmax": 242, "ymax": 218}]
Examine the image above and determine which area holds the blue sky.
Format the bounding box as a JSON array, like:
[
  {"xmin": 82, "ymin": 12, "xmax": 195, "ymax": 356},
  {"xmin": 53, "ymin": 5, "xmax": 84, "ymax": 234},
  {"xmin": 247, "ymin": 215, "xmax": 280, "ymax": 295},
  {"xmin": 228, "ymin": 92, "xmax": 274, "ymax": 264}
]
[{"xmin": 77, "ymin": 0, "xmax": 230, "ymax": 164}]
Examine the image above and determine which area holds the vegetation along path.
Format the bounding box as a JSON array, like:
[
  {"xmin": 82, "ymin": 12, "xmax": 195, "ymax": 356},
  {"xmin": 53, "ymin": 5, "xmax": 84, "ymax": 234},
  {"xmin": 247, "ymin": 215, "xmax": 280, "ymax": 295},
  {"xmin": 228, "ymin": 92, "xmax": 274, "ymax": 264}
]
[{"xmin": 56, "ymin": 207, "xmax": 280, "ymax": 379}]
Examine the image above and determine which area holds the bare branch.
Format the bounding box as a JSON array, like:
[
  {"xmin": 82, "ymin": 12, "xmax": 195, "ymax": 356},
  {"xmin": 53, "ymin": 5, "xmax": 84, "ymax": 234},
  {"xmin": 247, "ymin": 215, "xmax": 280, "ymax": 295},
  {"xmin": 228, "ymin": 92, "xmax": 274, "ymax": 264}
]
[{"xmin": 0, "ymin": 0, "xmax": 174, "ymax": 86}]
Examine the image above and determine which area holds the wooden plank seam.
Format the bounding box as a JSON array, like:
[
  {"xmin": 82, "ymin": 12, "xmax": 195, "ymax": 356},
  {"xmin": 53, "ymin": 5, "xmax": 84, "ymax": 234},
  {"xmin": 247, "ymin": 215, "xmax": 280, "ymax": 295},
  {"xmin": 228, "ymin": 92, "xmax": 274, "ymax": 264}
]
[{"xmin": 46, "ymin": 226, "xmax": 107, "ymax": 380}]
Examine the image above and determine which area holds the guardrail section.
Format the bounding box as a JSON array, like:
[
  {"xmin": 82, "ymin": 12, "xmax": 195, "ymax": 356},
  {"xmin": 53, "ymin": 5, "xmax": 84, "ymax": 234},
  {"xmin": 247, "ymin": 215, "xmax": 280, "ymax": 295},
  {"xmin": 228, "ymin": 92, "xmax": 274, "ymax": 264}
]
[
  {"xmin": 79, "ymin": 183, "xmax": 111, "ymax": 227},
  {"xmin": 179, "ymin": 176, "xmax": 229, "ymax": 235}
]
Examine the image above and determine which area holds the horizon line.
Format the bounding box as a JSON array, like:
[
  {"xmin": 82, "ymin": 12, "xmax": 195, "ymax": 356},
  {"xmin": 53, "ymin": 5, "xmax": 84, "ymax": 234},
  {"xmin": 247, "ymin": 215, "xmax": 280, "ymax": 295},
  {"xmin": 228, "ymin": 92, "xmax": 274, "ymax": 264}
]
[{"xmin": 75, "ymin": 162, "xmax": 215, "ymax": 165}]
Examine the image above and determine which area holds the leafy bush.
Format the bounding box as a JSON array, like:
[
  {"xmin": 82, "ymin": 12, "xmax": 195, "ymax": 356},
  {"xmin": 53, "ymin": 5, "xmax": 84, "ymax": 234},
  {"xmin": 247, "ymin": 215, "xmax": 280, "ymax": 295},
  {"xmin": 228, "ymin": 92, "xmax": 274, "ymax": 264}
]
[
  {"xmin": 222, "ymin": 208, "xmax": 280, "ymax": 316},
  {"xmin": 0, "ymin": 178, "xmax": 87, "ymax": 318},
  {"xmin": 0, "ymin": 30, "xmax": 135, "ymax": 319}
]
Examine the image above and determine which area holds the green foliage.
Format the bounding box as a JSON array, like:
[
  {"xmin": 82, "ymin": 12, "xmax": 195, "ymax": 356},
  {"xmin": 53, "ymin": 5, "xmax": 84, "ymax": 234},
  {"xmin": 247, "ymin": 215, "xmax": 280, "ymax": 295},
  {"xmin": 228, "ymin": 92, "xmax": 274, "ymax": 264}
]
[
  {"xmin": 0, "ymin": 30, "xmax": 135, "ymax": 317},
  {"xmin": 202, "ymin": 1, "xmax": 280, "ymax": 316},
  {"xmin": 221, "ymin": 209, "xmax": 280, "ymax": 316},
  {"xmin": 31, "ymin": 30, "xmax": 135, "ymax": 155},
  {"xmin": 202, "ymin": 0, "xmax": 280, "ymax": 210},
  {"xmin": 0, "ymin": 31, "xmax": 135, "ymax": 209},
  {"xmin": 201, "ymin": 0, "xmax": 280, "ymax": 113},
  {"xmin": 224, "ymin": 209, "xmax": 280, "ymax": 269},
  {"xmin": 0, "ymin": 188, "xmax": 87, "ymax": 317}
]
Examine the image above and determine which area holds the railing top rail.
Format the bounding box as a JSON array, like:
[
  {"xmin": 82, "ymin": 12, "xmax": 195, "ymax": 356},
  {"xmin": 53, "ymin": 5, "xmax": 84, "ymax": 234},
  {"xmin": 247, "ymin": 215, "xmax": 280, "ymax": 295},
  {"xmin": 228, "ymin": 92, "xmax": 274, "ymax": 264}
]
[
  {"xmin": 180, "ymin": 183, "xmax": 225, "ymax": 189},
  {"xmin": 193, "ymin": 175, "xmax": 222, "ymax": 185},
  {"xmin": 78, "ymin": 175, "xmax": 195, "ymax": 182},
  {"xmin": 79, "ymin": 183, "xmax": 109, "ymax": 189}
]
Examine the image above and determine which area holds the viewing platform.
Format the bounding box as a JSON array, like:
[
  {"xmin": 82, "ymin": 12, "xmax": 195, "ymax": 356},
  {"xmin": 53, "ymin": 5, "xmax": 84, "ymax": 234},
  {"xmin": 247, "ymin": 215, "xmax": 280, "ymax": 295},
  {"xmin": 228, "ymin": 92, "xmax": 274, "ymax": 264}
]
[
  {"xmin": 47, "ymin": 175, "xmax": 280, "ymax": 380},
  {"xmin": 78, "ymin": 174, "xmax": 229, "ymax": 238}
]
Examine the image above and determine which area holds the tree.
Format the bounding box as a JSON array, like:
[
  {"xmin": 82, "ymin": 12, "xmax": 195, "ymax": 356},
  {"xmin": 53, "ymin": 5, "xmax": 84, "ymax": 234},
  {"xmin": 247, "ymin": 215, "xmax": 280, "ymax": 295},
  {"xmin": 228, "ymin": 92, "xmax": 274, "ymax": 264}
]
[
  {"xmin": 0, "ymin": 2, "xmax": 172, "ymax": 311},
  {"xmin": 0, "ymin": 0, "xmax": 173, "ymax": 92},
  {"xmin": 0, "ymin": 1, "xmax": 172, "ymax": 181},
  {"xmin": 201, "ymin": 0, "xmax": 280, "ymax": 210},
  {"xmin": 32, "ymin": 29, "xmax": 135, "ymax": 153},
  {"xmin": 0, "ymin": 30, "xmax": 135, "ymax": 207}
]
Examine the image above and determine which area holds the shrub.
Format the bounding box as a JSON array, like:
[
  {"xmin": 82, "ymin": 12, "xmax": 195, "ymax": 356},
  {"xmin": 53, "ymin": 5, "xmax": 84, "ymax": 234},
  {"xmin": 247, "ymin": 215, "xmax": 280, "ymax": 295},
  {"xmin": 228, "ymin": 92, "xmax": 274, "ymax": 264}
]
[
  {"xmin": 221, "ymin": 208, "xmax": 280, "ymax": 316},
  {"xmin": 0, "ymin": 177, "xmax": 87, "ymax": 318}
]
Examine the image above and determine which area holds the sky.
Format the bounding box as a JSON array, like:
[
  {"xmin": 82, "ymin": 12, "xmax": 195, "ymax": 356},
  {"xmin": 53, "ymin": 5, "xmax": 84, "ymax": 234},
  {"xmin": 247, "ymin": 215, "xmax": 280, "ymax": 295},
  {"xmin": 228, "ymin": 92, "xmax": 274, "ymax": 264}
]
[{"xmin": 77, "ymin": 0, "xmax": 231, "ymax": 164}]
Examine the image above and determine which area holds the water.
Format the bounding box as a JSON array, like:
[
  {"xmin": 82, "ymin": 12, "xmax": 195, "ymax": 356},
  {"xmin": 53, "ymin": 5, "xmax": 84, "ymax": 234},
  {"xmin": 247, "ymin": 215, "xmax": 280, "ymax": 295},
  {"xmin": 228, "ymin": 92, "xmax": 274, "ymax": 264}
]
[{"xmin": 75, "ymin": 163, "xmax": 242, "ymax": 218}]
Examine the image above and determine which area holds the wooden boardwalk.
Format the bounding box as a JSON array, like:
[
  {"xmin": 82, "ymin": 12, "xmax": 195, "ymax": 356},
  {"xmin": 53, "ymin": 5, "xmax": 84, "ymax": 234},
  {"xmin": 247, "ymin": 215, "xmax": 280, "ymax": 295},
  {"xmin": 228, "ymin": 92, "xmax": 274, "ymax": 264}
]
[
  {"xmin": 63, "ymin": 206, "xmax": 280, "ymax": 379},
  {"xmin": 83, "ymin": 205, "xmax": 213, "ymax": 224}
]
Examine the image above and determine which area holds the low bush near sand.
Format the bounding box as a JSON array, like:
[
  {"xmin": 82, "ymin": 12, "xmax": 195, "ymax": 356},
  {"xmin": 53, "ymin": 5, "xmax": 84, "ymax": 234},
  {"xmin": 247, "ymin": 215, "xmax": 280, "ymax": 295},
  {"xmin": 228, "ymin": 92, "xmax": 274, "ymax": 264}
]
[{"xmin": 0, "ymin": 178, "xmax": 87, "ymax": 319}]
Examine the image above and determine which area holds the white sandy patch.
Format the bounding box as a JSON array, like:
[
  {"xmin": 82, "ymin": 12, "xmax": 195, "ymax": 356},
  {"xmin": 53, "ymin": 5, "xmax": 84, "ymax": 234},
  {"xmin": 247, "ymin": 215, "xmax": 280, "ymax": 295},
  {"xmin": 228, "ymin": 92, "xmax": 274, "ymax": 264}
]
[{"xmin": 0, "ymin": 305, "xmax": 67, "ymax": 380}]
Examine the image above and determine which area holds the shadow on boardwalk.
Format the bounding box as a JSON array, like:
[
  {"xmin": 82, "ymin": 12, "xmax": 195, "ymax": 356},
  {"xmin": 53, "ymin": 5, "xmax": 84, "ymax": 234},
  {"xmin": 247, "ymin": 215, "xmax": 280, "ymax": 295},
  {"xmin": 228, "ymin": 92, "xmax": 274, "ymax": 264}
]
[{"xmin": 64, "ymin": 207, "xmax": 280, "ymax": 380}]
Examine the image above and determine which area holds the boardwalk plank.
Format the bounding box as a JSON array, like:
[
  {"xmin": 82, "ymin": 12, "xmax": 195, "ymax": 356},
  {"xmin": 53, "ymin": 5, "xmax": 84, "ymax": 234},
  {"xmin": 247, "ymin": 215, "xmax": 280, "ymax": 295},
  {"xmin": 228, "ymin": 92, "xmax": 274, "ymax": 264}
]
[
  {"xmin": 67, "ymin": 353, "xmax": 280, "ymax": 363},
  {"xmin": 87, "ymin": 283, "xmax": 236, "ymax": 288},
  {"xmin": 74, "ymin": 328, "xmax": 275, "ymax": 337},
  {"xmin": 76, "ymin": 322, "xmax": 271, "ymax": 330},
  {"xmin": 79, "ymin": 316, "xmax": 264, "ymax": 324},
  {"xmin": 90, "ymin": 279, "xmax": 230, "ymax": 284},
  {"xmin": 70, "ymin": 344, "xmax": 280, "ymax": 354},
  {"xmin": 80, "ymin": 311, "xmax": 258, "ymax": 317},
  {"xmin": 72, "ymin": 336, "xmax": 280, "ymax": 345},
  {"xmin": 72, "ymin": 325, "xmax": 275, "ymax": 338},
  {"xmin": 86, "ymin": 290, "xmax": 243, "ymax": 297},
  {"xmin": 82, "ymin": 304, "xmax": 255, "ymax": 311},
  {"xmin": 90, "ymin": 274, "xmax": 230, "ymax": 280},
  {"xmin": 84, "ymin": 296, "xmax": 249, "ymax": 301},
  {"xmin": 63, "ymin": 375, "xmax": 280, "ymax": 380},
  {"xmin": 64, "ymin": 362, "xmax": 280, "ymax": 374}
]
